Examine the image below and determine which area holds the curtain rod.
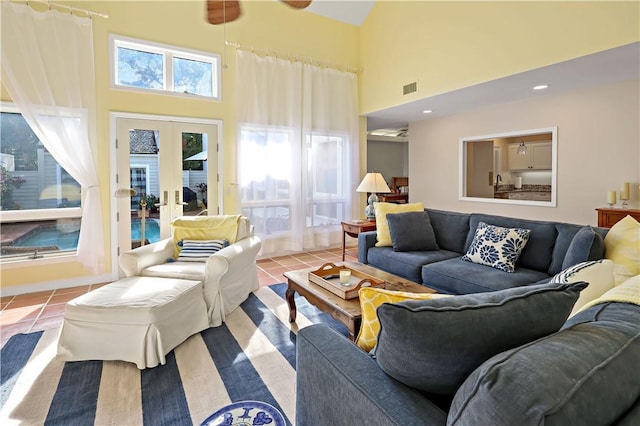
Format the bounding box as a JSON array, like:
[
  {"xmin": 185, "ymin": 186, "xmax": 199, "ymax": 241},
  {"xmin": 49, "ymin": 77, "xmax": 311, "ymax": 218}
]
[
  {"xmin": 225, "ymin": 40, "xmax": 360, "ymax": 74},
  {"xmin": 21, "ymin": 0, "xmax": 109, "ymax": 18}
]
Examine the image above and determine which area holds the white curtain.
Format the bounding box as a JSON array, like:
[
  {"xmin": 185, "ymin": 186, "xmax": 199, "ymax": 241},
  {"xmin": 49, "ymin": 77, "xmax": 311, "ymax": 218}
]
[
  {"xmin": 1, "ymin": 2, "xmax": 104, "ymax": 273},
  {"xmin": 236, "ymin": 50, "xmax": 360, "ymax": 256}
]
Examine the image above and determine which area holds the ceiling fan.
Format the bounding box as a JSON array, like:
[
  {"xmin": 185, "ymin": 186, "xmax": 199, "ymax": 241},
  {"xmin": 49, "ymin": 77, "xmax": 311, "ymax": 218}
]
[{"xmin": 207, "ymin": 0, "xmax": 312, "ymax": 25}]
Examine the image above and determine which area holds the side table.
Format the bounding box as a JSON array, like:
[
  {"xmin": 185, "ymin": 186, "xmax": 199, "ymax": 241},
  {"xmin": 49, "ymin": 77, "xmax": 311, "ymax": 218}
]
[
  {"xmin": 595, "ymin": 207, "xmax": 640, "ymax": 228},
  {"xmin": 341, "ymin": 220, "xmax": 376, "ymax": 261}
]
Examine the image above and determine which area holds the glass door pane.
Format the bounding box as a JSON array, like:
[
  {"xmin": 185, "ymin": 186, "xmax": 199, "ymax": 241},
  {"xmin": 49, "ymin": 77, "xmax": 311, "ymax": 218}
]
[
  {"xmin": 176, "ymin": 123, "xmax": 218, "ymax": 217},
  {"xmin": 116, "ymin": 118, "xmax": 219, "ymax": 257},
  {"xmin": 117, "ymin": 120, "xmax": 168, "ymax": 250}
]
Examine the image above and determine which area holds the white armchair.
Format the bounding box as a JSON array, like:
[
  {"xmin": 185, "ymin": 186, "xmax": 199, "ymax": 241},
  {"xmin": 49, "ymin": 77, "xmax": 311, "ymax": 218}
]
[{"xmin": 119, "ymin": 216, "xmax": 262, "ymax": 327}]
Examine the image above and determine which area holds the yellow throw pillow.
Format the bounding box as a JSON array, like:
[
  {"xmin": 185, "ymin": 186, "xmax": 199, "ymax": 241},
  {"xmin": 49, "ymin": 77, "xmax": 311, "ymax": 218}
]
[
  {"xmin": 171, "ymin": 215, "xmax": 242, "ymax": 258},
  {"xmin": 356, "ymin": 287, "xmax": 449, "ymax": 352},
  {"xmin": 577, "ymin": 274, "xmax": 640, "ymax": 313},
  {"xmin": 604, "ymin": 215, "xmax": 640, "ymax": 285},
  {"xmin": 374, "ymin": 202, "xmax": 424, "ymax": 247}
]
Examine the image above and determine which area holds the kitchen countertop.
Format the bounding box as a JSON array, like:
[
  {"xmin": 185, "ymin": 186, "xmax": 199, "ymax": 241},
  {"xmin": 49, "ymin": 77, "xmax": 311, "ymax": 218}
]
[{"xmin": 494, "ymin": 189, "xmax": 551, "ymax": 194}]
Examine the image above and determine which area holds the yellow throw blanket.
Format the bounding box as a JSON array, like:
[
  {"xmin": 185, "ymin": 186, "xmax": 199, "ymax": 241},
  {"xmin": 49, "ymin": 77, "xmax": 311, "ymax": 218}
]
[
  {"xmin": 577, "ymin": 274, "xmax": 640, "ymax": 313},
  {"xmin": 171, "ymin": 214, "xmax": 242, "ymax": 257}
]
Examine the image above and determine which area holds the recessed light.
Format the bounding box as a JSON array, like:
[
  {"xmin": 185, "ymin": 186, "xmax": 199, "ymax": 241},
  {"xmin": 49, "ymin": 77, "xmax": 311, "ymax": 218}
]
[
  {"xmin": 423, "ymin": 109, "xmax": 432, "ymax": 114},
  {"xmin": 533, "ymin": 84, "xmax": 549, "ymax": 90}
]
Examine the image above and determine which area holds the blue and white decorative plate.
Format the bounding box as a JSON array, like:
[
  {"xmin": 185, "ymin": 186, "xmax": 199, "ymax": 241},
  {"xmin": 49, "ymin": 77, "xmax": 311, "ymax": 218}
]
[{"xmin": 200, "ymin": 400, "xmax": 286, "ymax": 426}]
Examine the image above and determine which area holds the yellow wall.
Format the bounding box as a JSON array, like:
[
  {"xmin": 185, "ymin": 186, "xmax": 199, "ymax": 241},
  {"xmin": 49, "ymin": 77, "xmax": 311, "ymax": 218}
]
[
  {"xmin": 1, "ymin": 0, "xmax": 361, "ymax": 291},
  {"xmin": 360, "ymin": 1, "xmax": 640, "ymax": 114}
]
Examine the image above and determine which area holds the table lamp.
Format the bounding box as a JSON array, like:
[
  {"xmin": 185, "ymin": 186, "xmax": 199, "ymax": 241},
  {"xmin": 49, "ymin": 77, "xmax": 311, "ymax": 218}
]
[{"xmin": 356, "ymin": 172, "xmax": 391, "ymax": 220}]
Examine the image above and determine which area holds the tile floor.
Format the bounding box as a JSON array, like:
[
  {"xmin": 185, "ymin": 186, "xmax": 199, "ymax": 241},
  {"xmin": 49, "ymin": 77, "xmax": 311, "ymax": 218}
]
[{"xmin": 0, "ymin": 245, "xmax": 359, "ymax": 348}]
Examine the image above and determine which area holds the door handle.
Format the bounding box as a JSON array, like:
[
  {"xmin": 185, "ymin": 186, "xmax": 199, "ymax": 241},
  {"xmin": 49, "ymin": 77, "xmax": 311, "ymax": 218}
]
[
  {"xmin": 155, "ymin": 190, "xmax": 168, "ymax": 207},
  {"xmin": 175, "ymin": 190, "xmax": 188, "ymax": 206}
]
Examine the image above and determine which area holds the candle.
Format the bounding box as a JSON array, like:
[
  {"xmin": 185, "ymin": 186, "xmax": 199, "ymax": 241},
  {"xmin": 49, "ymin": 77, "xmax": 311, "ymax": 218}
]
[
  {"xmin": 621, "ymin": 182, "xmax": 630, "ymax": 200},
  {"xmin": 339, "ymin": 269, "xmax": 351, "ymax": 285},
  {"xmin": 607, "ymin": 190, "xmax": 617, "ymax": 205}
]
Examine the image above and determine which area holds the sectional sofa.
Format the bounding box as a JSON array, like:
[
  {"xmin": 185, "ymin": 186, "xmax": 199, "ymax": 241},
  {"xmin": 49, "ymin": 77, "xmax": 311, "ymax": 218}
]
[
  {"xmin": 296, "ymin": 286, "xmax": 640, "ymax": 425},
  {"xmin": 295, "ymin": 209, "xmax": 639, "ymax": 425},
  {"xmin": 358, "ymin": 208, "xmax": 608, "ymax": 294}
]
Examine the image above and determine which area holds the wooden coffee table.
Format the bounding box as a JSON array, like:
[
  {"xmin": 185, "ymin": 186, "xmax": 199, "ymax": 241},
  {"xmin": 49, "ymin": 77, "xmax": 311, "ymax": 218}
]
[{"xmin": 284, "ymin": 261, "xmax": 435, "ymax": 341}]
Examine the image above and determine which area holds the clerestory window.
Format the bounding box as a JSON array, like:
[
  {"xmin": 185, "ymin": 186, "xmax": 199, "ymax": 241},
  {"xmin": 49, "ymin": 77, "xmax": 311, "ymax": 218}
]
[{"xmin": 110, "ymin": 35, "xmax": 221, "ymax": 100}]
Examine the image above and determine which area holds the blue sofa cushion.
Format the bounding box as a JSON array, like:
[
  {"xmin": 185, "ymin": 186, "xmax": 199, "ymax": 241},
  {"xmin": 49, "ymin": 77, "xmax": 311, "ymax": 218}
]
[
  {"xmin": 561, "ymin": 226, "xmax": 605, "ymax": 270},
  {"xmin": 387, "ymin": 211, "xmax": 439, "ymax": 252},
  {"xmin": 465, "ymin": 214, "xmax": 557, "ymax": 273},
  {"xmin": 368, "ymin": 247, "xmax": 460, "ymax": 283},
  {"xmin": 374, "ymin": 281, "xmax": 586, "ymax": 395},
  {"xmin": 548, "ymin": 223, "xmax": 583, "ymax": 275},
  {"xmin": 425, "ymin": 209, "xmax": 470, "ymax": 253},
  {"xmin": 422, "ymin": 257, "xmax": 550, "ymax": 294},
  {"xmin": 461, "ymin": 222, "xmax": 530, "ymax": 273},
  {"xmin": 448, "ymin": 302, "xmax": 640, "ymax": 426}
]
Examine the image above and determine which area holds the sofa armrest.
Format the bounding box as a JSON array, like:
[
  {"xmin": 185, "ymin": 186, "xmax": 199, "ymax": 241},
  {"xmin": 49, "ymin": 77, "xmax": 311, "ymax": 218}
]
[
  {"xmin": 202, "ymin": 235, "xmax": 262, "ymax": 325},
  {"xmin": 358, "ymin": 231, "xmax": 378, "ymax": 264},
  {"xmin": 204, "ymin": 235, "xmax": 262, "ymax": 284},
  {"xmin": 119, "ymin": 238, "xmax": 175, "ymax": 276},
  {"xmin": 296, "ymin": 324, "xmax": 447, "ymax": 426}
]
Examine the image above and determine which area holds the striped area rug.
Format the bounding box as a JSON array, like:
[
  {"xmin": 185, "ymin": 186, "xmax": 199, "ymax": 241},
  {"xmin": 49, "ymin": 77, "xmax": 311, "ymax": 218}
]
[{"xmin": 0, "ymin": 283, "xmax": 347, "ymax": 425}]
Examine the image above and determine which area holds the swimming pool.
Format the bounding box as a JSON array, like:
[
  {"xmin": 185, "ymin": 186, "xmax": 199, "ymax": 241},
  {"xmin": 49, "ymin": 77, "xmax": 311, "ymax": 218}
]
[{"xmin": 12, "ymin": 219, "xmax": 161, "ymax": 250}]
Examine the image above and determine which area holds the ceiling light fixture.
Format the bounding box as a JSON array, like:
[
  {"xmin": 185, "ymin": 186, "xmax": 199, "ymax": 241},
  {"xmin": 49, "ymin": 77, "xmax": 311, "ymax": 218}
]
[
  {"xmin": 533, "ymin": 84, "xmax": 549, "ymax": 90},
  {"xmin": 517, "ymin": 142, "xmax": 528, "ymax": 155},
  {"xmin": 423, "ymin": 110, "xmax": 432, "ymax": 114}
]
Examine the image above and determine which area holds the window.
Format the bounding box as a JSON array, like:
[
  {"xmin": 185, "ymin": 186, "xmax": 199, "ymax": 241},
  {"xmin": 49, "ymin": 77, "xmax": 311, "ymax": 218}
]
[
  {"xmin": 129, "ymin": 166, "xmax": 148, "ymax": 210},
  {"xmin": 239, "ymin": 126, "xmax": 293, "ymax": 235},
  {"xmin": 0, "ymin": 107, "xmax": 82, "ymax": 259},
  {"xmin": 239, "ymin": 125, "xmax": 349, "ymax": 235},
  {"xmin": 110, "ymin": 35, "xmax": 221, "ymax": 100},
  {"xmin": 307, "ymin": 134, "xmax": 346, "ymax": 227}
]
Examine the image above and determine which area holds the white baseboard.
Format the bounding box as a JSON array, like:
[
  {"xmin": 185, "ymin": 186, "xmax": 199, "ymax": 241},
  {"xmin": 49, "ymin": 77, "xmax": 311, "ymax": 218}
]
[{"xmin": 1, "ymin": 273, "xmax": 117, "ymax": 297}]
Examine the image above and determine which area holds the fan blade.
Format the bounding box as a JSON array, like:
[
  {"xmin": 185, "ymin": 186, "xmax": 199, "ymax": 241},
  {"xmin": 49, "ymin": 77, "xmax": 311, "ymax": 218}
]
[
  {"xmin": 281, "ymin": 1, "xmax": 312, "ymax": 9},
  {"xmin": 207, "ymin": 0, "xmax": 241, "ymax": 25}
]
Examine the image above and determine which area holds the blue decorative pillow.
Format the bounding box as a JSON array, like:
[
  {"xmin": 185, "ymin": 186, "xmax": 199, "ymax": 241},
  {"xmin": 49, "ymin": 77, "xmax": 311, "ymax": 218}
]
[
  {"xmin": 462, "ymin": 222, "xmax": 531, "ymax": 272},
  {"xmin": 561, "ymin": 226, "xmax": 605, "ymax": 270},
  {"xmin": 449, "ymin": 302, "xmax": 640, "ymax": 425},
  {"xmin": 177, "ymin": 239, "xmax": 229, "ymax": 262},
  {"xmin": 374, "ymin": 281, "xmax": 588, "ymax": 395},
  {"xmin": 387, "ymin": 211, "xmax": 439, "ymax": 252}
]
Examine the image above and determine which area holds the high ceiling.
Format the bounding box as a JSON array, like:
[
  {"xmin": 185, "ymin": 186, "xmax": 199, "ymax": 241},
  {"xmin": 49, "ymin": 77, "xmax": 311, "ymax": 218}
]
[
  {"xmin": 301, "ymin": 3, "xmax": 638, "ymax": 135},
  {"xmin": 305, "ymin": 0, "xmax": 375, "ymax": 26},
  {"xmin": 365, "ymin": 42, "xmax": 640, "ymax": 132}
]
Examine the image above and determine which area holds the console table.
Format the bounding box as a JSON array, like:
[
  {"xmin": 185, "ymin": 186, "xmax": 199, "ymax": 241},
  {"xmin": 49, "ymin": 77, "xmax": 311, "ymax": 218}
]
[
  {"xmin": 596, "ymin": 207, "xmax": 640, "ymax": 228},
  {"xmin": 341, "ymin": 220, "xmax": 376, "ymax": 260}
]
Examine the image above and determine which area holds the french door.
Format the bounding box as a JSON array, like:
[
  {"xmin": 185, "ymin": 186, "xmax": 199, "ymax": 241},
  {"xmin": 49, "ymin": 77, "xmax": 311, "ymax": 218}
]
[{"xmin": 115, "ymin": 116, "xmax": 219, "ymax": 253}]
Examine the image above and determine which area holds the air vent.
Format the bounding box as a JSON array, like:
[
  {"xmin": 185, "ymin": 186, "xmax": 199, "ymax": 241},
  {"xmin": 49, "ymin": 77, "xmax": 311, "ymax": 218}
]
[{"xmin": 403, "ymin": 82, "xmax": 417, "ymax": 95}]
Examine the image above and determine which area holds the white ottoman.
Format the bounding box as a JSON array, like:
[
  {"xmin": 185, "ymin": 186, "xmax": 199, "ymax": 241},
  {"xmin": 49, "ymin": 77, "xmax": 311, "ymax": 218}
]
[{"xmin": 57, "ymin": 276, "xmax": 209, "ymax": 369}]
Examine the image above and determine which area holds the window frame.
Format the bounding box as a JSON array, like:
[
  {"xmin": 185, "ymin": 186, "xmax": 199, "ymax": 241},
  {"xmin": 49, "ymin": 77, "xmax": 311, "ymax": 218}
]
[
  {"xmin": 109, "ymin": 34, "xmax": 221, "ymax": 101},
  {"xmin": 0, "ymin": 103, "xmax": 83, "ymax": 262}
]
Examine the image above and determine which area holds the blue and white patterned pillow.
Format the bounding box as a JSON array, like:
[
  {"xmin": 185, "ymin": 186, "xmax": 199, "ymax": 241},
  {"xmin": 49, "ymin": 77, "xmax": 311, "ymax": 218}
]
[
  {"xmin": 462, "ymin": 222, "xmax": 531, "ymax": 273},
  {"xmin": 177, "ymin": 239, "xmax": 229, "ymax": 262}
]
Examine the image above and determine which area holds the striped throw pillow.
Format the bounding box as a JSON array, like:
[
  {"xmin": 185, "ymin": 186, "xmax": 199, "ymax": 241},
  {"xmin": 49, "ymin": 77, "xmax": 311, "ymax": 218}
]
[
  {"xmin": 176, "ymin": 239, "xmax": 229, "ymax": 262},
  {"xmin": 549, "ymin": 259, "xmax": 614, "ymax": 315}
]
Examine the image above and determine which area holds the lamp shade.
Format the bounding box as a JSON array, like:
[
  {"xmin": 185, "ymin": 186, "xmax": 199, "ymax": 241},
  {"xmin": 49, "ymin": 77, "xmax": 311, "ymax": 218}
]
[{"xmin": 356, "ymin": 172, "xmax": 391, "ymax": 194}]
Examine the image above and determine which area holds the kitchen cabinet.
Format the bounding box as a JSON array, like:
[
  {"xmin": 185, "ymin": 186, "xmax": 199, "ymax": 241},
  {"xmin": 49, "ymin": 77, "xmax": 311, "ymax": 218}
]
[
  {"xmin": 508, "ymin": 142, "xmax": 552, "ymax": 170},
  {"xmin": 508, "ymin": 191, "xmax": 552, "ymax": 202}
]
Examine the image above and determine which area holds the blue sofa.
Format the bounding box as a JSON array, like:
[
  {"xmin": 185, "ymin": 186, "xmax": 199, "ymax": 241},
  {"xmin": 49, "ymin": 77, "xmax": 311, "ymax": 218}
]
[
  {"xmin": 358, "ymin": 208, "xmax": 607, "ymax": 294},
  {"xmin": 296, "ymin": 299, "xmax": 640, "ymax": 425}
]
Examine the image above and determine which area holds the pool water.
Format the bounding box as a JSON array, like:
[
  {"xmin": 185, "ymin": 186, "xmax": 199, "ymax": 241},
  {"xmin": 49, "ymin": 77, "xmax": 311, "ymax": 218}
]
[
  {"xmin": 13, "ymin": 219, "xmax": 161, "ymax": 250},
  {"xmin": 131, "ymin": 219, "xmax": 161, "ymax": 243}
]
